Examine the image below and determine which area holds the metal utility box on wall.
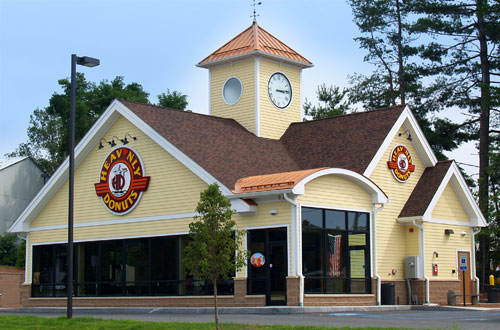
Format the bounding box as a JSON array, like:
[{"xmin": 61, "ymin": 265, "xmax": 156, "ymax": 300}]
[{"xmin": 405, "ymin": 256, "xmax": 422, "ymax": 279}]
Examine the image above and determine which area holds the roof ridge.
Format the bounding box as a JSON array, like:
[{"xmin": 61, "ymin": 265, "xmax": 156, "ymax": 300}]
[{"xmin": 287, "ymin": 104, "xmax": 406, "ymax": 127}]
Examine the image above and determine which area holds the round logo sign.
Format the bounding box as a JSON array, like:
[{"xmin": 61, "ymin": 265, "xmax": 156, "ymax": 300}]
[
  {"xmin": 250, "ymin": 252, "xmax": 265, "ymax": 267},
  {"xmin": 94, "ymin": 146, "xmax": 150, "ymax": 215},
  {"xmin": 387, "ymin": 145, "xmax": 415, "ymax": 182}
]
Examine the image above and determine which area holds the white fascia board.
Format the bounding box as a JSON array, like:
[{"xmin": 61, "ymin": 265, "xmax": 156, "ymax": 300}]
[
  {"xmin": 8, "ymin": 100, "xmax": 122, "ymax": 233},
  {"xmin": 197, "ymin": 51, "xmax": 313, "ymax": 69},
  {"xmin": 9, "ymin": 100, "xmax": 253, "ymax": 233},
  {"xmin": 397, "ymin": 216, "xmax": 424, "ymax": 224},
  {"xmin": 364, "ymin": 105, "xmax": 438, "ymax": 178},
  {"xmin": 228, "ymin": 189, "xmax": 294, "ymax": 199},
  {"xmin": 112, "ymin": 102, "xmax": 252, "ymax": 213},
  {"xmin": 422, "ymin": 162, "xmax": 486, "ymax": 227},
  {"xmin": 292, "ymin": 168, "xmax": 389, "ymax": 204}
]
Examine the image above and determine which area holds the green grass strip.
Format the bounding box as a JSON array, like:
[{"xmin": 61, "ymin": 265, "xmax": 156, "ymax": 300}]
[{"xmin": 0, "ymin": 314, "xmax": 443, "ymax": 330}]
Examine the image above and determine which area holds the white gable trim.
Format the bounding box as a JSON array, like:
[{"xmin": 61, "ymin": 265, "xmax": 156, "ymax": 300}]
[
  {"xmin": 292, "ymin": 168, "xmax": 389, "ymax": 204},
  {"xmin": 422, "ymin": 161, "xmax": 486, "ymax": 227},
  {"xmin": 9, "ymin": 100, "xmax": 252, "ymax": 233},
  {"xmin": 364, "ymin": 105, "xmax": 438, "ymax": 178}
]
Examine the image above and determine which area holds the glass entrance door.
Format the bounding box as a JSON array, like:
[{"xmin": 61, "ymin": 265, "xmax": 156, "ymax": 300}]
[{"xmin": 248, "ymin": 228, "xmax": 287, "ymax": 306}]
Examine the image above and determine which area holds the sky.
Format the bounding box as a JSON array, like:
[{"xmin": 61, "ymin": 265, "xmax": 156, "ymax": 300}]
[{"xmin": 0, "ymin": 0, "xmax": 479, "ymax": 177}]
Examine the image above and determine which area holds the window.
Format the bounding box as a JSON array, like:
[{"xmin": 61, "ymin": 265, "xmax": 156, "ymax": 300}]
[
  {"xmin": 31, "ymin": 235, "xmax": 234, "ymax": 297},
  {"xmin": 222, "ymin": 77, "xmax": 243, "ymax": 105},
  {"xmin": 302, "ymin": 207, "xmax": 371, "ymax": 294}
]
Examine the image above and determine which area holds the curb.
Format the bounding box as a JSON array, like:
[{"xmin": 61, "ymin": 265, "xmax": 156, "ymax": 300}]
[{"xmin": 3, "ymin": 304, "xmax": 494, "ymax": 315}]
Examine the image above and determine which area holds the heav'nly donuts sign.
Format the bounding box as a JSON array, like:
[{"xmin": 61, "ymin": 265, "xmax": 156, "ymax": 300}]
[
  {"xmin": 387, "ymin": 145, "xmax": 415, "ymax": 182},
  {"xmin": 94, "ymin": 146, "xmax": 150, "ymax": 215}
]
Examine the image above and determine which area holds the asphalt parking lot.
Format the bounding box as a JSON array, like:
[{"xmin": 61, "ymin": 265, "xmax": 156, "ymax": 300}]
[{"xmin": 2, "ymin": 307, "xmax": 500, "ymax": 329}]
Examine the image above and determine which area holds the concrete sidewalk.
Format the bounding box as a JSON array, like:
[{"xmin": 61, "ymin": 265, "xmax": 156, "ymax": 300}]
[{"xmin": 4, "ymin": 304, "xmax": 500, "ymax": 315}]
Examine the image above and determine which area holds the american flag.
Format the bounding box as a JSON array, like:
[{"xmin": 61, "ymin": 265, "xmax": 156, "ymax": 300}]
[{"xmin": 328, "ymin": 234, "xmax": 342, "ymax": 277}]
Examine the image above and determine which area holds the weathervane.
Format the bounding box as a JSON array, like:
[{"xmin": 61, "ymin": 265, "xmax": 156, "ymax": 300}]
[{"xmin": 251, "ymin": 0, "xmax": 262, "ymax": 22}]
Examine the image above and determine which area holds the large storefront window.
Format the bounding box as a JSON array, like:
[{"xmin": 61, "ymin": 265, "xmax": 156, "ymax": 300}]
[
  {"xmin": 32, "ymin": 235, "xmax": 234, "ymax": 297},
  {"xmin": 302, "ymin": 207, "xmax": 371, "ymax": 294}
]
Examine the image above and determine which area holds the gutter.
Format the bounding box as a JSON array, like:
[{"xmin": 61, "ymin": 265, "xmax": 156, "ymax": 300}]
[
  {"xmin": 284, "ymin": 193, "xmax": 304, "ymax": 307},
  {"xmin": 372, "ymin": 204, "xmax": 384, "ymax": 305},
  {"xmin": 227, "ymin": 189, "xmax": 293, "ymax": 199},
  {"xmin": 472, "ymin": 227, "xmax": 481, "ymax": 297},
  {"xmin": 413, "ymin": 219, "xmax": 430, "ymax": 304}
]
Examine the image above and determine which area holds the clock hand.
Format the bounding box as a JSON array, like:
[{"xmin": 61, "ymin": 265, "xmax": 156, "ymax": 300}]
[{"xmin": 276, "ymin": 89, "xmax": 290, "ymax": 94}]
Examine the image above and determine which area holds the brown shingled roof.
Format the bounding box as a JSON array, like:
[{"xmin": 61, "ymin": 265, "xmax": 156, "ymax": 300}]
[
  {"xmin": 120, "ymin": 100, "xmax": 405, "ymax": 190},
  {"xmin": 198, "ymin": 21, "xmax": 312, "ymax": 67},
  {"xmin": 120, "ymin": 100, "xmax": 300, "ymax": 188},
  {"xmin": 399, "ymin": 160, "xmax": 453, "ymax": 218},
  {"xmin": 280, "ymin": 105, "xmax": 406, "ymax": 174}
]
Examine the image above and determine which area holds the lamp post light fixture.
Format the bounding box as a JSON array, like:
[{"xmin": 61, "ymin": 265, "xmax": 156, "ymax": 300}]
[{"xmin": 68, "ymin": 54, "xmax": 99, "ymax": 319}]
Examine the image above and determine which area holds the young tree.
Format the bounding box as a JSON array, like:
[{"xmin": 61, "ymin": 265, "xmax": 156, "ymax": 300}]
[
  {"xmin": 157, "ymin": 89, "xmax": 188, "ymax": 110},
  {"xmin": 184, "ymin": 184, "xmax": 246, "ymax": 330},
  {"xmin": 303, "ymin": 84, "xmax": 352, "ymax": 120}
]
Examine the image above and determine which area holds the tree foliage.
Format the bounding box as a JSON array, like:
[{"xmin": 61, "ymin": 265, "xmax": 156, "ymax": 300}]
[
  {"xmin": 8, "ymin": 74, "xmax": 190, "ymax": 175},
  {"xmin": 347, "ymin": 0, "xmax": 473, "ymax": 160},
  {"xmin": 303, "ymin": 84, "xmax": 352, "ymax": 120},
  {"xmin": 0, "ymin": 234, "xmax": 24, "ymax": 267},
  {"xmin": 157, "ymin": 89, "xmax": 188, "ymax": 110},
  {"xmin": 184, "ymin": 184, "xmax": 246, "ymax": 330},
  {"xmin": 410, "ymin": 0, "xmax": 500, "ymax": 289}
]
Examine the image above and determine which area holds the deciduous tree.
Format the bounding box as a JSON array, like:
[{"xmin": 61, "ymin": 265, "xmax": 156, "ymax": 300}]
[{"xmin": 184, "ymin": 184, "xmax": 246, "ymax": 330}]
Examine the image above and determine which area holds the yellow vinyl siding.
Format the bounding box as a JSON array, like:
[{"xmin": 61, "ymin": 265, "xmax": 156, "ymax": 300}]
[
  {"xmin": 431, "ymin": 183, "xmax": 470, "ymax": 222},
  {"xmin": 210, "ymin": 59, "xmax": 255, "ymax": 133},
  {"xmin": 369, "ymin": 128, "xmax": 426, "ymax": 280},
  {"xmin": 405, "ymin": 227, "xmax": 420, "ymax": 257},
  {"xmin": 424, "ymin": 223, "xmax": 472, "ymax": 280},
  {"xmin": 30, "ymin": 116, "xmax": 208, "ymax": 229},
  {"xmin": 259, "ymin": 59, "xmax": 301, "ymax": 139},
  {"xmin": 298, "ymin": 175, "xmax": 372, "ymax": 211}
]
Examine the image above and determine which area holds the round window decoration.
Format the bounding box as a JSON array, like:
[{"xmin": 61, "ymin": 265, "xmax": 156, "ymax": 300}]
[
  {"xmin": 222, "ymin": 77, "xmax": 243, "ymax": 105},
  {"xmin": 94, "ymin": 146, "xmax": 151, "ymax": 215},
  {"xmin": 387, "ymin": 145, "xmax": 416, "ymax": 182},
  {"xmin": 250, "ymin": 252, "xmax": 265, "ymax": 267}
]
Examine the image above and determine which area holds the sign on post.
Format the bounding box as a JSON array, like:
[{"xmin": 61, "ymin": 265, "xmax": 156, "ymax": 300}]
[{"xmin": 460, "ymin": 253, "xmax": 468, "ymax": 271}]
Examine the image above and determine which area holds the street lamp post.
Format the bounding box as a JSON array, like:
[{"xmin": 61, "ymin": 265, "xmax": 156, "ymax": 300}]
[{"xmin": 68, "ymin": 54, "xmax": 99, "ymax": 319}]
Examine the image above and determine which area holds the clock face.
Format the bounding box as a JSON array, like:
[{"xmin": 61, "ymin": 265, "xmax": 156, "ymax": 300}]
[{"xmin": 268, "ymin": 72, "xmax": 292, "ymax": 109}]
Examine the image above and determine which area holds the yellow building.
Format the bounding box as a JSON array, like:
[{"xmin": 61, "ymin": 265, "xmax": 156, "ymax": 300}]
[{"xmin": 9, "ymin": 22, "xmax": 486, "ymax": 308}]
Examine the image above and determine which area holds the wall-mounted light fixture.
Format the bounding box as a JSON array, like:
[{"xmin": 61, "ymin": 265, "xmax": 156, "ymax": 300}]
[
  {"xmin": 108, "ymin": 136, "xmax": 121, "ymax": 148},
  {"xmin": 444, "ymin": 229, "xmax": 454, "ymax": 235},
  {"xmin": 98, "ymin": 138, "xmax": 110, "ymax": 149},
  {"xmin": 121, "ymin": 133, "xmax": 137, "ymax": 145},
  {"xmin": 399, "ymin": 129, "xmax": 413, "ymax": 141},
  {"xmin": 433, "ymin": 251, "xmax": 439, "ymax": 258},
  {"xmin": 269, "ymin": 209, "xmax": 278, "ymax": 216},
  {"xmin": 461, "ymin": 231, "xmax": 467, "ymax": 236}
]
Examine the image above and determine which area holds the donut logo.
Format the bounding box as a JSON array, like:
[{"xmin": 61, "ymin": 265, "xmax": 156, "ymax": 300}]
[
  {"xmin": 387, "ymin": 145, "xmax": 415, "ymax": 182},
  {"xmin": 95, "ymin": 146, "xmax": 150, "ymax": 215}
]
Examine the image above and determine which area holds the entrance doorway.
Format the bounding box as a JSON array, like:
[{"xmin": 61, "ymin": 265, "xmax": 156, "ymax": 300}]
[
  {"xmin": 247, "ymin": 227, "xmax": 287, "ymax": 305},
  {"xmin": 457, "ymin": 251, "xmax": 472, "ymax": 304}
]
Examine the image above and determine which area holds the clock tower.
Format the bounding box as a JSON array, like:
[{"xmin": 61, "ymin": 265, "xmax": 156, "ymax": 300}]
[{"xmin": 197, "ymin": 21, "xmax": 312, "ymax": 139}]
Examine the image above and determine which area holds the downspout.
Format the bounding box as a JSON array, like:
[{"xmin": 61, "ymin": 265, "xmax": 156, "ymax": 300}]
[
  {"xmin": 372, "ymin": 204, "xmax": 384, "ymax": 305},
  {"xmin": 17, "ymin": 233, "xmax": 28, "ymax": 284},
  {"xmin": 413, "ymin": 219, "xmax": 429, "ymax": 304},
  {"xmin": 284, "ymin": 193, "xmax": 304, "ymax": 306},
  {"xmin": 472, "ymin": 227, "xmax": 481, "ymax": 297}
]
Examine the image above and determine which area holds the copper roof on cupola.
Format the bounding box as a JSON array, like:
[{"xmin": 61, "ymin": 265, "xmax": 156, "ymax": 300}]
[{"xmin": 197, "ymin": 21, "xmax": 312, "ymax": 68}]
